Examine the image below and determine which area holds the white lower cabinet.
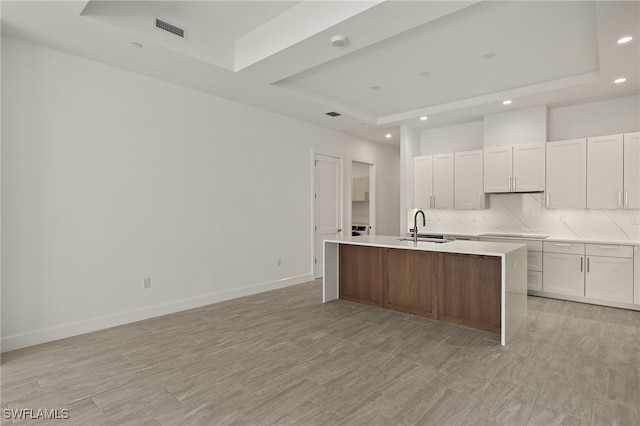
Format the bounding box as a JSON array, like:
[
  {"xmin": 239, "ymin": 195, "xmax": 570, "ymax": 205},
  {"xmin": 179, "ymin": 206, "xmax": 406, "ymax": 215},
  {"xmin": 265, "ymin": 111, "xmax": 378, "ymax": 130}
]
[
  {"xmin": 585, "ymin": 256, "xmax": 634, "ymax": 303},
  {"xmin": 543, "ymin": 252, "xmax": 585, "ymax": 296},
  {"xmin": 542, "ymin": 241, "xmax": 634, "ymax": 305}
]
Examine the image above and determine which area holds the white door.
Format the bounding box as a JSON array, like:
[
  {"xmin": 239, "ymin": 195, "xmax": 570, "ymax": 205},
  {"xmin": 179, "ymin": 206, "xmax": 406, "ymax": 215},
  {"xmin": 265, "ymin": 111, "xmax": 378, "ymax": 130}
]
[
  {"xmin": 454, "ymin": 150, "xmax": 484, "ymax": 209},
  {"xmin": 484, "ymin": 146, "xmax": 512, "ymax": 193},
  {"xmin": 623, "ymin": 132, "xmax": 640, "ymax": 208},
  {"xmin": 433, "ymin": 153, "xmax": 454, "ymax": 209},
  {"xmin": 585, "ymin": 256, "xmax": 633, "ymax": 304},
  {"xmin": 587, "ymin": 134, "xmax": 623, "ymax": 209},
  {"xmin": 314, "ymin": 154, "xmax": 342, "ymax": 279},
  {"xmin": 542, "ymin": 253, "xmax": 585, "ymax": 296},
  {"xmin": 546, "ymin": 139, "xmax": 587, "ymax": 209},
  {"xmin": 413, "ymin": 155, "xmax": 433, "ymax": 209},
  {"xmin": 513, "ymin": 143, "xmax": 545, "ymax": 192}
]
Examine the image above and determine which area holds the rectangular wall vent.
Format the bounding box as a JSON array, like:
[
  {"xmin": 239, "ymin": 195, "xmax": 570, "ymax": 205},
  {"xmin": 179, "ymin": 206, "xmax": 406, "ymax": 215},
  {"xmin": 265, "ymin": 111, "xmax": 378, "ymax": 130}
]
[
  {"xmin": 325, "ymin": 111, "xmax": 341, "ymax": 117},
  {"xmin": 155, "ymin": 18, "xmax": 185, "ymax": 38}
]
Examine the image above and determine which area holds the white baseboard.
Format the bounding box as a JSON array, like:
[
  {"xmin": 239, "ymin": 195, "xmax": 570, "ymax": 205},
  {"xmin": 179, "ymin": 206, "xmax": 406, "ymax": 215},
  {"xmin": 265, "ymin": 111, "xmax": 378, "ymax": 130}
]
[{"xmin": 1, "ymin": 273, "xmax": 313, "ymax": 352}]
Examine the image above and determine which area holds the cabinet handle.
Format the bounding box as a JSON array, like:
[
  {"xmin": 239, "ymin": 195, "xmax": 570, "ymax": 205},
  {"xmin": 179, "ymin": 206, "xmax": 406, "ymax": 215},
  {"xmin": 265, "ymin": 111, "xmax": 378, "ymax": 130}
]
[
  {"xmin": 514, "ymin": 177, "xmax": 517, "ymax": 191},
  {"xmin": 625, "ymin": 191, "xmax": 629, "ymax": 207},
  {"xmin": 478, "ymin": 194, "xmax": 482, "ymax": 208},
  {"xmin": 554, "ymin": 243, "xmax": 572, "ymax": 247},
  {"xmin": 618, "ymin": 191, "xmax": 622, "ymax": 208},
  {"xmin": 432, "ymin": 195, "xmax": 436, "ymax": 208},
  {"xmin": 587, "ymin": 257, "xmax": 590, "ymax": 273},
  {"xmin": 509, "ymin": 177, "xmax": 512, "ymax": 191},
  {"xmin": 580, "ymin": 257, "xmax": 583, "ymax": 272},
  {"xmin": 597, "ymin": 245, "xmax": 619, "ymax": 249}
]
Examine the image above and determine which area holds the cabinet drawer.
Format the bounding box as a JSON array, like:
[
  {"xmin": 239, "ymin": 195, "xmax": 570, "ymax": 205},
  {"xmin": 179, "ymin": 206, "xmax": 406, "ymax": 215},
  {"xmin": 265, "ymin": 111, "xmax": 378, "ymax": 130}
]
[
  {"xmin": 543, "ymin": 241, "xmax": 585, "ymax": 255},
  {"xmin": 527, "ymin": 251, "xmax": 543, "ymax": 271},
  {"xmin": 586, "ymin": 244, "xmax": 633, "ymax": 259},
  {"xmin": 527, "ymin": 271, "xmax": 543, "ymax": 291}
]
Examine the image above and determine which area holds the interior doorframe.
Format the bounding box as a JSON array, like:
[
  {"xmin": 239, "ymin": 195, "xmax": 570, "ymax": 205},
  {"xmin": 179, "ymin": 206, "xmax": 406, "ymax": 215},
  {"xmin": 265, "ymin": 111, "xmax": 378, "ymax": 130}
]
[
  {"xmin": 311, "ymin": 149, "xmax": 344, "ymax": 280},
  {"xmin": 348, "ymin": 157, "xmax": 377, "ymax": 236}
]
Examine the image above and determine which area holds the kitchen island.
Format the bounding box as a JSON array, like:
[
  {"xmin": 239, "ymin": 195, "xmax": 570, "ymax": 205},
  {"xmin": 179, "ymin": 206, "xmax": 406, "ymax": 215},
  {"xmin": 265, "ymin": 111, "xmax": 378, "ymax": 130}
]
[{"xmin": 323, "ymin": 235, "xmax": 527, "ymax": 345}]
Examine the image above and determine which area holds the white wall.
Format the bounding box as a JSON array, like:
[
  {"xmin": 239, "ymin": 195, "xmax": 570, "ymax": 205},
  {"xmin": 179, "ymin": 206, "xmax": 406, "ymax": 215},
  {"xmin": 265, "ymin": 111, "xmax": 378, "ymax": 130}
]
[
  {"xmin": 420, "ymin": 120, "xmax": 483, "ymax": 155},
  {"xmin": 549, "ymin": 95, "xmax": 640, "ymax": 141},
  {"xmin": 400, "ymin": 125, "xmax": 420, "ymax": 234},
  {"xmin": 484, "ymin": 105, "xmax": 547, "ymax": 148},
  {"xmin": 1, "ymin": 37, "xmax": 399, "ymax": 351}
]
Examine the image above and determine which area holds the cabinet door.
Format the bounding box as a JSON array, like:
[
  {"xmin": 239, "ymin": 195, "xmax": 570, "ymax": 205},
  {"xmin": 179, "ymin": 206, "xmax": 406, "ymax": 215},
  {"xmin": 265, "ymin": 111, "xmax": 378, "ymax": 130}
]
[
  {"xmin": 513, "ymin": 143, "xmax": 545, "ymax": 192},
  {"xmin": 339, "ymin": 245, "xmax": 383, "ymax": 306},
  {"xmin": 413, "ymin": 156, "xmax": 433, "ymax": 209},
  {"xmin": 454, "ymin": 150, "xmax": 485, "ymax": 209},
  {"xmin": 623, "ymin": 132, "xmax": 640, "ymax": 208},
  {"xmin": 352, "ymin": 176, "xmax": 368, "ymax": 201},
  {"xmin": 484, "ymin": 146, "xmax": 512, "ymax": 193},
  {"xmin": 546, "ymin": 139, "xmax": 587, "ymax": 209},
  {"xmin": 385, "ymin": 249, "xmax": 437, "ymax": 318},
  {"xmin": 433, "ymin": 153, "xmax": 454, "ymax": 209},
  {"xmin": 542, "ymin": 253, "xmax": 585, "ymax": 296},
  {"xmin": 440, "ymin": 253, "xmax": 501, "ymax": 333},
  {"xmin": 585, "ymin": 256, "xmax": 633, "ymax": 304},
  {"xmin": 587, "ymin": 134, "xmax": 623, "ymax": 209}
]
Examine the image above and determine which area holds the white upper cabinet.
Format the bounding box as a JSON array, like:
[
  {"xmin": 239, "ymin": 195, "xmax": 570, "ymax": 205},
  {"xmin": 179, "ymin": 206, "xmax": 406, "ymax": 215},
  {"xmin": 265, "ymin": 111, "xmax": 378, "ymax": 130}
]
[
  {"xmin": 483, "ymin": 147, "xmax": 512, "ymax": 193},
  {"xmin": 413, "ymin": 155, "xmax": 433, "ymax": 209},
  {"xmin": 454, "ymin": 150, "xmax": 486, "ymax": 209},
  {"xmin": 546, "ymin": 139, "xmax": 587, "ymax": 209},
  {"xmin": 432, "ymin": 153, "xmax": 454, "ymax": 209},
  {"xmin": 413, "ymin": 154, "xmax": 453, "ymax": 209},
  {"xmin": 512, "ymin": 144, "xmax": 545, "ymax": 192},
  {"xmin": 587, "ymin": 134, "xmax": 623, "ymax": 209},
  {"xmin": 483, "ymin": 144, "xmax": 545, "ymax": 193},
  {"xmin": 352, "ymin": 176, "xmax": 369, "ymax": 202},
  {"xmin": 623, "ymin": 132, "xmax": 640, "ymax": 208}
]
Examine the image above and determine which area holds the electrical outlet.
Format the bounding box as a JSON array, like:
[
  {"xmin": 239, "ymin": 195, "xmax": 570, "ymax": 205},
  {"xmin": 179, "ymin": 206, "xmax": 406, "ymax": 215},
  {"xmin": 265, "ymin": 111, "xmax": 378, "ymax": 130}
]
[
  {"xmin": 143, "ymin": 277, "xmax": 151, "ymax": 289},
  {"xmin": 471, "ymin": 215, "xmax": 477, "ymax": 222},
  {"xmin": 276, "ymin": 258, "xmax": 282, "ymax": 267},
  {"xmin": 633, "ymin": 216, "xmax": 639, "ymax": 226}
]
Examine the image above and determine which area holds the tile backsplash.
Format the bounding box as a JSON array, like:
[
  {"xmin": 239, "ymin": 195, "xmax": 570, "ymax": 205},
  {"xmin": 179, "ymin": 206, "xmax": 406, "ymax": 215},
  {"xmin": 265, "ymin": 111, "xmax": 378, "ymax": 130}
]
[{"xmin": 409, "ymin": 193, "xmax": 640, "ymax": 241}]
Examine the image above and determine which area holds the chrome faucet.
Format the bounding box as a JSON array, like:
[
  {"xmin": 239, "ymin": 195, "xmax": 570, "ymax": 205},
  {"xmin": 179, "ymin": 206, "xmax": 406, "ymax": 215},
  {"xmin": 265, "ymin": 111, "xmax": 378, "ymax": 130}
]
[{"xmin": 412, "ymin": 210, "xmax": 426, "ymax": 243}]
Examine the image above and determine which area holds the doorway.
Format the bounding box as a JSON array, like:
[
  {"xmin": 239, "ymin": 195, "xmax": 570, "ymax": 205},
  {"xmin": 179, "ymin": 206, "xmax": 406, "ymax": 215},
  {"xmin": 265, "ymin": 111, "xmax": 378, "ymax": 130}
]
[
  {"xmin": 350, "ymin": 160, "xmax": 375, "ymax": 237},
  {"xmin": 313, "ymin": 152, "xmax": 343, "ymax": 279}
]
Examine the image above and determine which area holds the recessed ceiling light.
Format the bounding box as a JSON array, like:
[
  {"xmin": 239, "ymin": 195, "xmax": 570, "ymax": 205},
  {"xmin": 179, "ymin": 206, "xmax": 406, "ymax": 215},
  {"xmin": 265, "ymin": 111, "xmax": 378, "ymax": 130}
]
[
  {"xmin": 420, "ymin": 116, "xmax": 428, "ymax": 121},
  {"xmin": 502, "ymin": 100, "xmax": 512, "ymax": 105},
  {"xmin": 131, "ymin": 42, "xmax": 143, "ymax": 48},
  {"xmin": 419, "ymin": 71, "xmax": 431, "ymax": 77},
  {"xmin": 614, "ymin": 77, "xmax": 627, "ymax": 84},
  {"xmin": 385, "ymin": 134, "xmax": 392, "ymax": 139},
  {"xmin": 482, "ymin": 52, "xmax": 496, "ymax": 59},
  {"xmin": 370, "ymin": 85, "xmax": 381, "ymax": 90},
  {"xmin": 617, "ymin": 36, "xmax": 633, "ymax": 44}
]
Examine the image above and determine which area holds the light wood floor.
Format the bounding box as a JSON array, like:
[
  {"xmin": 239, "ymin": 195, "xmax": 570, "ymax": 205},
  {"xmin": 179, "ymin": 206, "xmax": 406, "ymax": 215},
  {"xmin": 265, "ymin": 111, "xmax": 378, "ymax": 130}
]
[{"xmin": 1, "ymin": 280, "xmax": 639, "ymax": 425}]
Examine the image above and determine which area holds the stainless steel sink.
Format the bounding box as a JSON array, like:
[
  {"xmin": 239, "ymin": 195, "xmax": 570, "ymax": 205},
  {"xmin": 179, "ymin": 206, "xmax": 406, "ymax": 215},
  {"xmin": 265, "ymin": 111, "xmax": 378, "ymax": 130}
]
[{"xmin": 398, "ymin": 237, "xmax": 450, "ymax": 243}]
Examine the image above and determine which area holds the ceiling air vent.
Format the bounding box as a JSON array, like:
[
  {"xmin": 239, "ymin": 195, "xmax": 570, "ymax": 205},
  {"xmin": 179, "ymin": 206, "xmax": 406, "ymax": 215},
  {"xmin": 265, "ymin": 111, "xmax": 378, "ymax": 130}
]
[
  {"xmin": 325, "ymin": 111, "xmax": 341, "ymax": 117},
  {"xmin": 155, "ymin": 18, "xmax": 185, "ymax": 38}
]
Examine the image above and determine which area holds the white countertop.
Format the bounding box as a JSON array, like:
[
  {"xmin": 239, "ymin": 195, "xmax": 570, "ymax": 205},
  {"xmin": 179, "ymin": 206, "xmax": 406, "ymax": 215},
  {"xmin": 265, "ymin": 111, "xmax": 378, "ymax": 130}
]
[
  {"xmin": 438, "ymin": 232, "xmax": 639, "ymax": 246},
  {"xmin": 325, "ymin": 235, "xmax": 525, "ymax": 257}
]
